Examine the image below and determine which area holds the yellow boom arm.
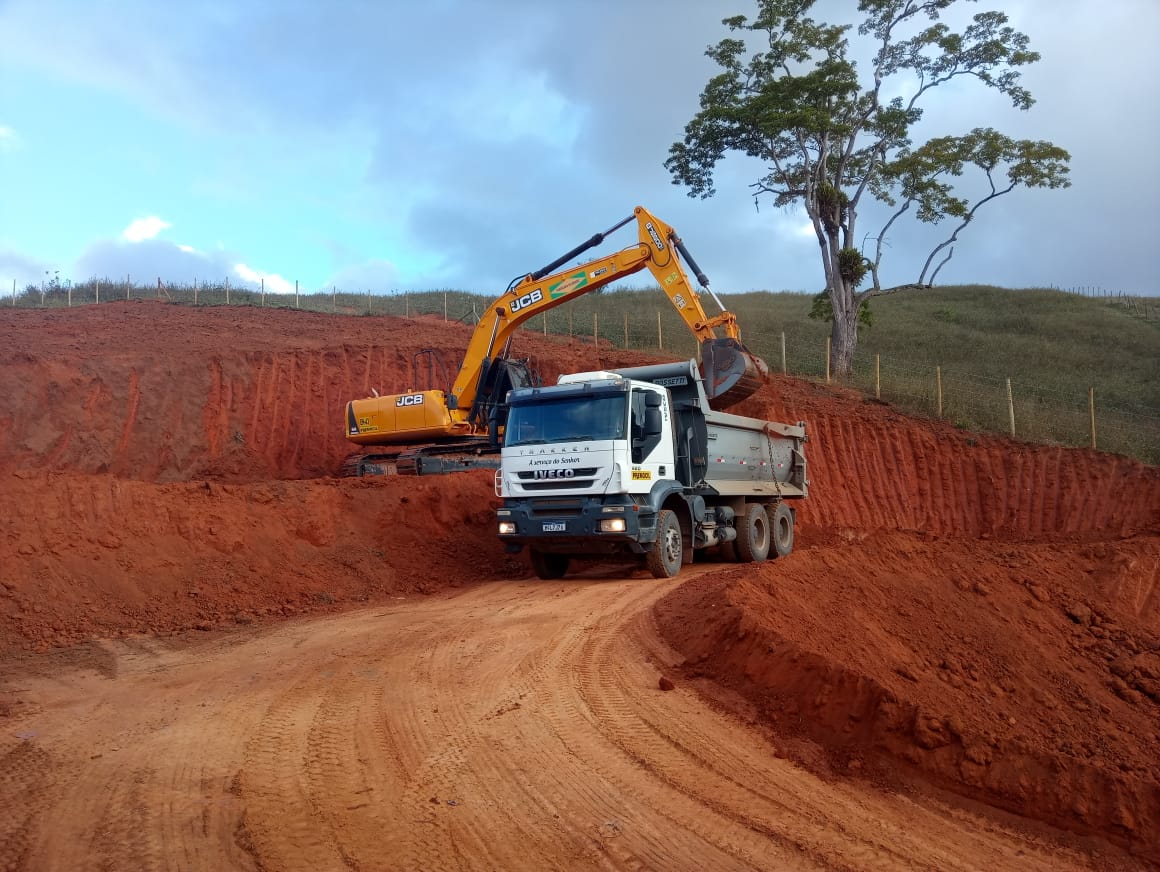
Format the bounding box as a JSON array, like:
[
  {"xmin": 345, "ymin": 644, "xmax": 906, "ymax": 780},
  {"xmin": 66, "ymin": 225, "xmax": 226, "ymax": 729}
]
[{"xmin": 450, "ymin": 205, "xmax": 742, "ymax": 413}]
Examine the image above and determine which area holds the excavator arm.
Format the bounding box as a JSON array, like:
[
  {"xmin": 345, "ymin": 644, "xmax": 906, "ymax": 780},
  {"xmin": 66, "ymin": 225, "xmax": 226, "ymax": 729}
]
[{"xmin": 450, "ymin": 205, "xmax": 765, "ymax": 418}]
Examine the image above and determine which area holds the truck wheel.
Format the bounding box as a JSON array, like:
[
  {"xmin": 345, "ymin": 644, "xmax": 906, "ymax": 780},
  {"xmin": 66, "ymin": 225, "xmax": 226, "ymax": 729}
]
[
  {"xmin": 771, "ymin": 502, "xmax": 794, "ymax": 558},
  {"xmin": 647, "ymin": 509, "xmax": 683, "ymax": 578},
  {"xmin": 735, "ymin": 504, "xmax": 770, "ymax": 563},
  {"xmin": 530, "ymin": 550, "xmax": 570, "ymax": 580}
]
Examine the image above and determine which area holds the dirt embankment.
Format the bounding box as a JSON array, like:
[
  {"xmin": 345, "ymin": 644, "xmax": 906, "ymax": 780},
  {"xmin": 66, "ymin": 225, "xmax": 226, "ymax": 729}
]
[
  {"xmin": 0, "ymin": 301, "xmax": 661, "ymax": 482},
  {"xmin": 2, "ymin": 300, "xmax": 1158, "ymax": 862},
  {"xmin": 659, "ymin": 384, "xmax": 1160, "ymax": 860}
]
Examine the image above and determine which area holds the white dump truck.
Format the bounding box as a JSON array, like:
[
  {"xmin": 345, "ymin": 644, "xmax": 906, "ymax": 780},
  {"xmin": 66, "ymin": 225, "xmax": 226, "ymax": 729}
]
[{"xmin": 495, "ymin": 360, "xmax": 808, "ymax": 579}]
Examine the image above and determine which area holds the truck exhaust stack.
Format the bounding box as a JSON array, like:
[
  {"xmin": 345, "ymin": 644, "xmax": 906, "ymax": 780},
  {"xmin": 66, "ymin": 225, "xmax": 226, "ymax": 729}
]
[{"xmin": 699, "ymin": 338, "xmax": 770, "ymax": 409}]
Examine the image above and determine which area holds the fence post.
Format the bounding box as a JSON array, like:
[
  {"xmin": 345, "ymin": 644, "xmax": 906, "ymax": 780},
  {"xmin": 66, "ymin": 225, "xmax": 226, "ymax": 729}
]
[
  {"xmin": 13, "ymin": 278, "xmax": 16, "ymax": 306},
  {"xmin": 444, "ymin": 291, "xmax": 448, "ymax": 321},
  {"xmin": 623, "ymin": 311, "xmax": 628, "ymax": 347},
  {"xmin": 875, "ymin": 354, "xmax": 880, "ymax": 399},
  {"xmin": 96, "ymin": 280, "xmax": 100, "ymax": 304},
  {"xmin": 1006, "ymin": 378, "xmax": 1015, "ymax": 436},
  {"xmin": 332, "ymin": 285, "xmax": 336, "ymax": 312},
  {"xmin": 295, "ymin": 279, "xmax": 299, "ymax": 309},
  {"xmin": 1089, "ymin": 386, "xmax": 1097, "ymax": 449},
  {"xmin": 936, "ymin": 365, "xmax": 943, "ymax": 418},
  {"xmin": 68, "ymin": 283, "xmax": 72, "ymax": 307},
  {"xmin": 126, "ymin": 274, "xmax": 131, "ymax": 300},
  {"xmin": 261, "ymin": 277, "xmax": 265, "ymax": 306},
  {"xmin": 226, "ymin": 277, "xmax": 230, "ymax": 305},
  {"xmin": 543, "ymin": 312, "xmax": 547, "ymax": 335},
  {"xmin": 657, "ymin": 311, "xmax": 662, "ymax": 350},
  {"xmin": 825, "ymin": 337, "xmax": 831, "ymax": 384},
  {"xmin": 405, "ymin": 291, "xmax": 409, "ymax": 318},
  {"xmin": 593, "ymin": 311, "xmax": 599, "ymax": 346},
  {"xmin": 194, "ymin": 281, "xmax": 197, "ymax": 306},
  {"xmin": 780, "ymin": 331, "xmax": 786, "ymax": 375}
]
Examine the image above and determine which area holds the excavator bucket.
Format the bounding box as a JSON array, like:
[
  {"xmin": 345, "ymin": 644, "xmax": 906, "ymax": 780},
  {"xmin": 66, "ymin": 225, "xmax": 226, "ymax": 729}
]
[{"xmin": 699, "ymin": 338, "xmax": 770, "ymax": 409}]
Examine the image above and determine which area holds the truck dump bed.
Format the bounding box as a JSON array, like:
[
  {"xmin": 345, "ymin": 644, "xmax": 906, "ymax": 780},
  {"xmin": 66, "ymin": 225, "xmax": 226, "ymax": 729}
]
[{"xmin": 605, "ymin": 360, "xmax": 807, "ymax": 498}]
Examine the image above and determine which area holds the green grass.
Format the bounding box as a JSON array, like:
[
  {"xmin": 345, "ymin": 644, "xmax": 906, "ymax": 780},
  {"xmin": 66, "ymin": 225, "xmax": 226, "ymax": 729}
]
[{"xmin": 9, "ymin": 280, "xmax": 1159, "ymax": 465}]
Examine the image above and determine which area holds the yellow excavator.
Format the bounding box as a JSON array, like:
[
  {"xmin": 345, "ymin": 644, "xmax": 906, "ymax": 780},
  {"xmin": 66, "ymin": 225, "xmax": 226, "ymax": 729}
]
[{"xmin": 343, "ymin": 205, "xmax": 769, "ymax": 475}]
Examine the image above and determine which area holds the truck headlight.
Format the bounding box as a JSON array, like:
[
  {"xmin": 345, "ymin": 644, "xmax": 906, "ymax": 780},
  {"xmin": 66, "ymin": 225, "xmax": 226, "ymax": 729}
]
[
  {"xmin": 598, "ymin": 518, "xmax": 626, "ymax": 533},
  {"xmin": 498, "ymin": 521, "xmax": 517, "ymax": 535}
]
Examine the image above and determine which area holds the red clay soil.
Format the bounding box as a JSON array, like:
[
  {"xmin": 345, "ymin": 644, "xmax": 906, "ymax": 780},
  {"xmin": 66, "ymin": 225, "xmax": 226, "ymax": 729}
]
[
  {"xmin": 2, "ymin": 300, "xmax": 1159, "ymax": 862},
  {"xmin": 660, "ymin": 388, "xmax": 1160, "ymax": 861}
]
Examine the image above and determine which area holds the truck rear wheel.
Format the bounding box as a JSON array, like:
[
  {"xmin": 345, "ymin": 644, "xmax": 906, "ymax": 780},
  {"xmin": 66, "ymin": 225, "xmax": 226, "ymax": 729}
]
[
  {"xmin": 530, "ymin": 550, "xmax": 570, "ymax": 580},
  {"xmin": 771, "ymin": 502, "xmax": 794, "ymax": 558},
  {"xmin": 735, "ymin": 503, "xmax": 770, "ymax": 563},
  {"xmin": 647, "ymin": 509, "xmax": 683, "ymax": 578}
]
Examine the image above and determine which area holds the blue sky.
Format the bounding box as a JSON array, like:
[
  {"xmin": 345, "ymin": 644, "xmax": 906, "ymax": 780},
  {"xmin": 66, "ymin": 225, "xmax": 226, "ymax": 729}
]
[{"xmin": 2, "ymin": 0, "xmax": 1158, "ymax": 297}]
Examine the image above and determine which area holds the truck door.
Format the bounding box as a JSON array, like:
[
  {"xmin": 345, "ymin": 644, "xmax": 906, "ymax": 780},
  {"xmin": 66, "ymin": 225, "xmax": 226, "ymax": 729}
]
[{"xmin": 629, "ymin": 388, "xmax": 675, "ymax": 488}]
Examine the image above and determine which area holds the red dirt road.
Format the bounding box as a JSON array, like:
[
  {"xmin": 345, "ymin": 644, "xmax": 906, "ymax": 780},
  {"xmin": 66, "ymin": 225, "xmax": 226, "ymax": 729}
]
[
  {"xmin": 1, "ymin": 301, "xmax": 1158, "ymax": 869},
  {"xmin": 0, "ymin": 574, "xmax": 1113, "ymax": 871}
]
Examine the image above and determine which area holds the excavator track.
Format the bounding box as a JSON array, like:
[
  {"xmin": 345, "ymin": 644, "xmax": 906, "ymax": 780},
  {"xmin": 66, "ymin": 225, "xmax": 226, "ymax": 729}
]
[{"xmin": 341, "ymin": 439, "xmax": 501, "ymax": 477}]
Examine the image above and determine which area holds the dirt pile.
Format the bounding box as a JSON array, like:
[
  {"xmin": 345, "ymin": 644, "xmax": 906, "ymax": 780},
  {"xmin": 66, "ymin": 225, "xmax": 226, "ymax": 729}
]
[
  {"xmin": 0, "ymin": 471, "xmax": 509, "ymax": 650},
  {"xmin": 658, "ymin": 385, "xmax": 1160, "ymax": 860}
]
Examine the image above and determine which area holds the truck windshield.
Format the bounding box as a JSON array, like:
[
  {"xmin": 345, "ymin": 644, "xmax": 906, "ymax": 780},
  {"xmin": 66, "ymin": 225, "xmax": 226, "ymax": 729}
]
[{"xmin": 506, "ymin": 394, "xmax": 627, "ymax": 446}]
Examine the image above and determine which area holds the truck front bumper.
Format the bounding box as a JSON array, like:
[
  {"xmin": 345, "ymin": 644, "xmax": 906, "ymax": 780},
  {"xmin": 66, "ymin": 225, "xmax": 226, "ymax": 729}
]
[{"xmin": 497, "ymin": 497, "xmax": 656, "ymax": 556}]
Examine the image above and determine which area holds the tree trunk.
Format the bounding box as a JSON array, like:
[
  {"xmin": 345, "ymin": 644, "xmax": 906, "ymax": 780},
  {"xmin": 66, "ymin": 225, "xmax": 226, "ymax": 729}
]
[{"xmin": 830, "ymin": 297, "xmax": 859, "ymax": 378}]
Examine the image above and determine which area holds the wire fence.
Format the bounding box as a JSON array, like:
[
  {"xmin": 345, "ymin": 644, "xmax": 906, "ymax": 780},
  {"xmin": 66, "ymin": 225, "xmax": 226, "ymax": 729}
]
[{"xmin": 6, "ymin": 278, "xmax": 1158, "ymax": 465}]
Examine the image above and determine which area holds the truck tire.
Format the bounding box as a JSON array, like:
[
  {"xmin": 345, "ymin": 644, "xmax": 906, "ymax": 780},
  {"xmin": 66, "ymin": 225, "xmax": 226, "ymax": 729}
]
[
  {"xmin": 530, "ymin": 550, "xmax": 570, "ymax": 580},
  {"xmin": 647, "ymin": 509, "xmax": 683, "ymax": 578},
  {"xmin": 771, "ymin": 502, "xmax": 794, "ymax": 558},
  {"xmin": 735, "ymin": 503, "xmax": 770, "ymax": 563}
]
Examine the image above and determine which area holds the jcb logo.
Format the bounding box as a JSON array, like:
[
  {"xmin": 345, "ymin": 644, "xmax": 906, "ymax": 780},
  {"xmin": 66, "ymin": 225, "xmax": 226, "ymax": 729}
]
[
  {"xmin": 396, "ymin": 394, "xmax": 424, "ymax": 407},
  {"xmin": 510, "ymin": 289, "xmax": 543, "ymax": 313}
]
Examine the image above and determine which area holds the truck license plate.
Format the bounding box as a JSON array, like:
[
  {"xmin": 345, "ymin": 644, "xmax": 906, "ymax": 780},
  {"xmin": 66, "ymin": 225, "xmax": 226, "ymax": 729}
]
[{"xmin": 542, "ymin": 522, "xmax": 566, "ymax": 532}]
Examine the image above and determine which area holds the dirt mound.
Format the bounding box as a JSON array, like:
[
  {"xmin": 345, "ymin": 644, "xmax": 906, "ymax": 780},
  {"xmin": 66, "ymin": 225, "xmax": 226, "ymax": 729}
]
[
  {"xmin": 654, "ymin": 380, "xmax": 1160, "ymax": 860},
  {"xmin": 0, "ymin": 469, "xmax": 511, "ymax": 651}
]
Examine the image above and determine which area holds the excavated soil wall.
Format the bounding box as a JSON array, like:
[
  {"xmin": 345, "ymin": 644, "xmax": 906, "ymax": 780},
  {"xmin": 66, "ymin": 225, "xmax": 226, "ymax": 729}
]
[{"xmin": 2, "ymin": 301, "xmax": 1158, "ymax": 861}]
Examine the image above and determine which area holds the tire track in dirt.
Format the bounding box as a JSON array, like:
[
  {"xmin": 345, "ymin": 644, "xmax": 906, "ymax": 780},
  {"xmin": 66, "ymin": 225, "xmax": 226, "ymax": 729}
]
[{"xmin": 0, "ymin": 742, "xmax": 63, "ymax": 872}]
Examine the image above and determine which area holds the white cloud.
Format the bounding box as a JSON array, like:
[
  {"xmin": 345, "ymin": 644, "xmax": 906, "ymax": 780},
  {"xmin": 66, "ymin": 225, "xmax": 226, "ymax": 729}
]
[
  {"xmin": 177, "ymin": 244, "xmax": 196, "ymax": 253},
  {"xmin": 122, "ymin": 216, "xmax": 172, "ymax": 242},
  {"xmin": 0, "ymin": 125, "xmax": 18, "ymax": 151},
  {"xmin": 234, "ymin": 263, "xmax": 294, "ymax": 294}
]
